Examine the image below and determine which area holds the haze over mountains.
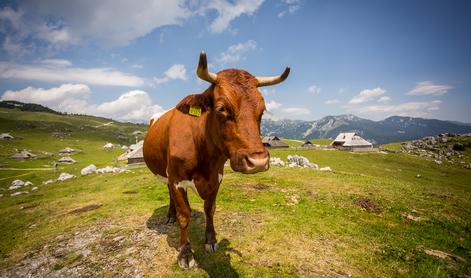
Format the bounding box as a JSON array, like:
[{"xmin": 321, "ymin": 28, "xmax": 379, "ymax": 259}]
[{"xmin": 2, "ymin": 100, "xmax": 471, "ymax": 145}]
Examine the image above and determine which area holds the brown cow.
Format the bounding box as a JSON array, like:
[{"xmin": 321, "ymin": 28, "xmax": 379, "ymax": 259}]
[{"xmin": 143, "ymin": 51, "xmax": 289, "ymax": 269}]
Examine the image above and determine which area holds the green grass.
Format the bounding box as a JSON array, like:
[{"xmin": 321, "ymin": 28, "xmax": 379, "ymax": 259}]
[{"xmin": 1, "ymin": 108, "xmax": 470, "ymax": 277}]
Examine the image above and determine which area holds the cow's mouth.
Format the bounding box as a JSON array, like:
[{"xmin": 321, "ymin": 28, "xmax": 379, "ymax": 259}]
[{"xmin": 230, "ymin": 150, "xmax": 270, "ymax": 174}]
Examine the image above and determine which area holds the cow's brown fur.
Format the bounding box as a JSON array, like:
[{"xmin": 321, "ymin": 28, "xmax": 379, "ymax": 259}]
[{"xmin": 143, "ymin": 68, "xmax": 277, "ymax": 268}]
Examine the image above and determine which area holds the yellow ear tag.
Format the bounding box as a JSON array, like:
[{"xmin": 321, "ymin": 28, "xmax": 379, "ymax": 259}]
[{"xmin": 189, "ymin": 106, "xmax": 202, "ymax": 117}]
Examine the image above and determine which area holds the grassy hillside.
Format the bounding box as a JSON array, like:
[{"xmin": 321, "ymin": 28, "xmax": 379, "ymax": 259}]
[{"xmin": 1, "ymin": 109, "xmax": 470, "ymax": 277}]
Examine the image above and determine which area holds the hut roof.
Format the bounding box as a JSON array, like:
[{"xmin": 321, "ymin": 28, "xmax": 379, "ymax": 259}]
[
  {"xmin": 10, "ymin": 150, "xmax": 36, "ymax": 159},
  {"xmin": 262, "ymin": 136, "xmax": 289, "ymax": 148},
  {"xmin": 331, "ymin": 132, "xmax": 372, "ymax": 147},
  {"xmin": 0, "ymin": 133, "xmax": 14, "ymax": 139}
]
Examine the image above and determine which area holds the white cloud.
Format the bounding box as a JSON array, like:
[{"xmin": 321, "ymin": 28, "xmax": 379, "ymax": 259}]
[
  {"xmin": 347, "ymin": 100, "xmax": 442, "ymax": 118},
  {"xmin": 0, "ymin": 61, "xmax": 145, "ymax": 87},
  {"xmin": 407, "ymin": 81, "xmax": 453, "ymax": 96},
  {"xmin": 260, "ymin": 88, "xmax": 276, "ymax": 95},
  {"xmin": 282, "ymin": 107, "xmax": 310, "ymax": 115},
  {"xmin": 38, "ymin": 59, "xmax": 72, "ymax": 67},
  {"xmin": 278, "ymin": 0, "xmax": 301, "ymax": 18},
  {"xmin": 325, "ymin": 99, "xmax": 340, "ymax": 105},
  {"xmin": 1, "ymin": 84, "xmax": 165, "ymax": 122},
  {"xmin": 203, "ymin": 0, "xmax": 265, "ymax": 33},
  {"xmin": 153, "ymin": 64, "xmax": 187, "ymax": 85},
  {"xmin": 348, "ymin": 87, "xmax": 386, "ymax": 104},
  {"xmin": 215, "ymin": 40, "xmax": 257, "ymax": 66},
  {"xmin": 131, "ymin": 64, "xmax": 144, "ymax": 69},
  {"xmin": 307, "ymin": 85, "xmax": 320, "ymax": 95},
  {"xmin": 0, "ymin": 1, "xmax": 190, "ymax": 49},
  {"xmin": 265, "ymin": 100, "xmax": 282, "ymax": 111},
  {"xmin": 377, "ymin": 96, "xmax": 391, "ymax": 103}
]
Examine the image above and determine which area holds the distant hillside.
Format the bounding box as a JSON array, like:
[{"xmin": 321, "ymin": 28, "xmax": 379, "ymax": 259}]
[
  {"xmin": 0, "ymin": 102, "xmax": 148, "ymax": 145},
  {"xmin": 0, "ymin": 100, "xmax": 62, "ymax": 114},
  {"xmin": 262, "ymin": 115, "xmax": 471, "ymax": 144}
]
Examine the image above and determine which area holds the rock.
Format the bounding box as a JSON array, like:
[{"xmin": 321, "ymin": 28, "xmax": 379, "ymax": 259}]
[
  {"xmin": 103, "ymin": 143, "xmax": 114, "ymax": 149},
  {"xmin": 31, "ymin": 187, "xmax": 39, "ymax": 191},
  {"xmin": 319, "ymin": 166, "xmax": 332, "ymax": 172},
  {"xmin": 11, "ymin": 191, "xmax": 28, "ymax": 196},
  {"xmin": 434, "ymin": 160, "xmax": 442, "ymax": 165},
  {"xmin": 285, "ymin": 194, "xmax": 299, "ymax": 206},
  {"xmin": 24, "ymin": 181, "xmax": 33, "ymax": 186},
  {"xmin": 43, "ymin": 179, "xmax": 55, "ymax": 185},
  {"xmin": 11, "ymin": 179, "xmax": 25, "ymax": 187},
  {"xmin": 81, "ymin": 164, "xmax": 97, "ymax": 176},
  {"xmin": 57, "ymin": 173, "xmax": 76, "ymax": 181},
  {"xmin": 464, "ymin": 164, "xmax": 471, "ymax": 169},
  {"xmin": 121, "ymin": 145, "xmax": 129, "ymax": 150},
  {"xmin": 287, "ymin": 155, "xmax": 318, "ymax": 169},
  {"xmin": 269, "ymin": 157, "xmax": 285, "ymax": 167},
  {"xmin": 9, "ymin": 185, "xmax": 22, "ymax": 190},
  {"xmin": 416, "ymin": 174, "xmax": 421, "ymax": 178},
  {"xmin": 96, "ymin": 166, "xmax": 123, "ymax": 174}
]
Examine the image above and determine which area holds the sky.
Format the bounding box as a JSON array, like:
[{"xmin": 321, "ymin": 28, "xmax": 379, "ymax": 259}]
[{"xmin": 0, "ymin": 0, "xmax": 470, "ymax": 123}]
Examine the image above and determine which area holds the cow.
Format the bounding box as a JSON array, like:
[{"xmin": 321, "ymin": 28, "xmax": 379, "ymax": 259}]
[{"xmin": 143, "ymin": 51, "xmax": 290, "ymax": 269}]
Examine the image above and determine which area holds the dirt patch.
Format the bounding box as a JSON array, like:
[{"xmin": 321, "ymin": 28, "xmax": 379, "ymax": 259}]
[
  {"xmin": 252, "ymin": 184, "xmax": 271, "ymax": 190},
  {"xmin": 68, "ymin": 204, "xmax": 102, "ymax": 215},
  {"xmin": 123, "ymin": 190, "xmax": 138, "ymax": 194},
  {"xmin": 354, "ymin": 198, "xmax": 382, "ymax": 214}
]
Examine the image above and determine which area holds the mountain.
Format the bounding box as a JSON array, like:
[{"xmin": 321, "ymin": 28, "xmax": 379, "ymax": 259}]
[{"xmin": 261, "ymin": 115, "xmax": 471, "ymax": 144}]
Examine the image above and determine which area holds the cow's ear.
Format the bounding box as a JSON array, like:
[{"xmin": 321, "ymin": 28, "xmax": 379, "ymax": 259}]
[{"xmin": 176, "ymin": 90, "xmax": 213, "ymax": 115}]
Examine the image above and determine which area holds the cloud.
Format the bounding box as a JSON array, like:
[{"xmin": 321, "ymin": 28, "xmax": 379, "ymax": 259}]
[
  {"xmin": 215, "ymin": 40, "xmax": 257, "ymax": 67},
  {"xmin": 1, "ymin": 84, "xmax": 165, "ymax": 122},
  {"xmin": 131, "ymin": 64, "xmax": 144, "ymax": 69},
  {"xmin": 377, "ymin": 96, "xmax": 391, "ymax": 103},
  {"xmin": 0, "ymin": 1, "xmax": 190, "ymax": 50},
  {"xmin": 347, "ymin": 100, "xmax": 442, "ymax": 118},
  {"xmin": 0, "ymin": 61, "xmax": 145, "ymax": 87},
  {"xmin": 260, "ymin": 88, "xmax": 276, "ymax": 95},
  {"xmin": 307, "ymin": 85, "xmax": 320, "ymax": 95},
  {"xmin": 203, "ymin": 0, "xmax": 265, "ymax": 33},
  {"xmin": 265, "ymin": 100, "xmax": 282, "ymax": 111},
  {"xmin": 153, "ymin": 64, "xmax": 187, "ymax": 85},
  {"xmin": 407, "ymin": 81, "xmax": 453, "ymax": 96},
  {"xmin": 348, "ymin": 87, "xmax": 386, "ymax": 104},
  {"xmin": 282, "ymin": 107, "xmax": 310, "ymax": 115},
  {"xmin": 325, "ymin": 99, "xmax": 340, "ymax": 105},
  {"xmin": 278, "ymin": 0, "xmax": 301, "ymax": 18}
]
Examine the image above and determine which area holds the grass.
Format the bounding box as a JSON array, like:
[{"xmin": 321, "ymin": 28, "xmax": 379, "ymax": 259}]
[{"xmin": 1, "ymin": 108, "xmax": 470, "ymax": 277}]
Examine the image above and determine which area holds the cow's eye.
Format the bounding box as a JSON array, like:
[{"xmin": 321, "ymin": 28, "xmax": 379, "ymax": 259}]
[{"xmin": 215, "ymin": 106, "xmax": 225, "ymax": 113}]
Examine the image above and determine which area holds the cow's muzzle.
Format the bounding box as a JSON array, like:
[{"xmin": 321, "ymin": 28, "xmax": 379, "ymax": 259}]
[{"xmin": 230, "ymin": 150, "xmax": 270, "ymax": 174}]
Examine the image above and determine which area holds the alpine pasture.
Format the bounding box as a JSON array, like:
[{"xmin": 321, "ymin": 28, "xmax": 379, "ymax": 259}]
[{"xmin": 1, "ymin": 107, "xmax": 470, "ymax": 277}]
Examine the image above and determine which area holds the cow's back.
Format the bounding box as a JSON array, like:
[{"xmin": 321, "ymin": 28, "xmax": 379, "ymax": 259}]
[{"xmin": 143, "ymin": 109, "xmax": 174, "ymax": 177}]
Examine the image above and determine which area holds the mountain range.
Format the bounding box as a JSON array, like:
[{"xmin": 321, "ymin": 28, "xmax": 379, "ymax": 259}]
[
  {"xmin": 261, "ymin": 115, "xmax": 471, "ymax": 144},
  {"xmin": 2, "ymin": 100, "xmax": 470, "ymax": 145}
]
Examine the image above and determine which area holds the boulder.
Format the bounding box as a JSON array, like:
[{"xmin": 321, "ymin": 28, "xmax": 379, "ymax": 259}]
[
  {"xmin": 31, "ymin": 187, "xmax": 38, "ymax": 191},
  {"xmin": 11, "ymin": 191, "xmax": 28, "ymax": 196},
  {"xmin": 81, "ymin": 164, "xmax": 97, "ymax": 176},
  {"xmin": 42, "ymin": 179, "xmax": 55, "ymax": 185},
  {"xmin": 58, "ymin": 156, "xmax": 77, "ymax": 163},
  {"xmin": 57, "ymin": 172, "xmax": 76, "ymax": 181},
  {"xmin": 319, "ymin": 166, "xmax": 332, "ymax": 172},
  {"xmin": 287, "ymin": 155, "xmax": 318, "ymax": 169},
  {"xmin": 11, "ymin": 179, "xmax": 25, "ymax": 187},
  {"xmin": 103, "ymin": 143, "xmax": 114, "ymax": 149},
  {"xmin": 270, "ymin": 157, "xmax": 285, "ymax": 167}
]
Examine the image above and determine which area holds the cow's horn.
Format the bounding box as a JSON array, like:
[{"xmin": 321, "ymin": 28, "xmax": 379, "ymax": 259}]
[
  {"xmin": 256, "ymin": 67, "xmax": 290, "ymax": 87},
  {"xmin": 197, "ymin": 51, "xmax": 217, "ymax": 84}
]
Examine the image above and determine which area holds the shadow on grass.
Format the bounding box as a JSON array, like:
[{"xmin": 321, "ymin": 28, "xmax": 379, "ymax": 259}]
[{"xmin": 146, "ymin": 206, "xmax": 240, "ymax": 278}]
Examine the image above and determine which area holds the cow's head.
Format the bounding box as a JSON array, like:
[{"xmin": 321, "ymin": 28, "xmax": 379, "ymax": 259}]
[{"xmin": 177, "ymin": 51, "xmax": 290, "ymax": 174}]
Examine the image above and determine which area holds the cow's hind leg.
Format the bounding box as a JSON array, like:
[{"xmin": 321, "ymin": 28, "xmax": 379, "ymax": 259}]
[
  {"xmin": 204, "ymin": 190, "xmax": 219, "ymax": 253},
  {"xmin": 169, "ymin": 182, "xmax": 195, "ymax": 269}
]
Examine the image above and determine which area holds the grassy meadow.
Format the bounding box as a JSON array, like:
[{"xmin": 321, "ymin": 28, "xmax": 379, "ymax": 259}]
[{"xmin": 1, "ymin": 108, "xmax": 470, "ymax": 277}]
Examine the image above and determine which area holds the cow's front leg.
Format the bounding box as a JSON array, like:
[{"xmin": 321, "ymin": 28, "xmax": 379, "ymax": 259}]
[
  {"xmin": 169, "ymin": 183, "xmax": 195, "ymax": 269},
  {"xmin": 204, "ymin": 189, "xmax": 219, "ymax": 253}
]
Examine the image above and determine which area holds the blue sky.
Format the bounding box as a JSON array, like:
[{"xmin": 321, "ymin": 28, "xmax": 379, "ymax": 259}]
[{"xmin": 0, "ymin": 0, "xmax": 470, "ymax": 123}]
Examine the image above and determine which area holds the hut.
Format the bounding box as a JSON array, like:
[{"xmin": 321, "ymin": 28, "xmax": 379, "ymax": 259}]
[
  {"xmin": 262, "ymin": 136, "xmax": 289, "ymax": 149},
  {"xmin": 57, "ymin": 156, "xmax": 77, "ymax": 164},
  {"xmin": 300, "ymin": 140, "xmax": 315, "ymax": 148},
  {"xmin": 10, "ymin": 150, "xmax": 36, "ymax": 160},
  {"xmin": 0, "ymin": 133, "xmax": 14, "ymax": 140},
  {"xmin": 117, "ymin": 140, "xmax": 144, "ymax": 164},
  {"xmin": 330, "ymin": 132, "xmax": 372, "ymax": 149},
  {"xmin": 58, "ymin": 147, "xmax": 74, "ymax": 154}
]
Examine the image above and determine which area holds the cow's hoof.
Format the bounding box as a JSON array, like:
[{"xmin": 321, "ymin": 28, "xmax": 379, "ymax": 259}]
[
  {"xmin": 165, "ymin": 216, "xmax": 176, "ymax": 224},
  {"xmin": 205, "ymin": 242, "xmax": 219, "ymax": 253},
  {"xmin": 178, "ymin": 245, "xmax": 196, "ymax": 269}
]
